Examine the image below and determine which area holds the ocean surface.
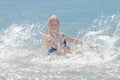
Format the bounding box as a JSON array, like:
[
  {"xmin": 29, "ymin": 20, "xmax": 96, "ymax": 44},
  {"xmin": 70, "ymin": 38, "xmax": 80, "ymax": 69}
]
[{"xmin": 0, "ymin": 0, "xmax": 120, "ymax": 80}]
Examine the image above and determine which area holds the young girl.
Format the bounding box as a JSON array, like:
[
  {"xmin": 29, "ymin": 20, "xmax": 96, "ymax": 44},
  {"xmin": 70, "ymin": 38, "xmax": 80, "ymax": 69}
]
[{"xmin": 43, "ymin": 15, "xmax": 91, "ymax": 55}]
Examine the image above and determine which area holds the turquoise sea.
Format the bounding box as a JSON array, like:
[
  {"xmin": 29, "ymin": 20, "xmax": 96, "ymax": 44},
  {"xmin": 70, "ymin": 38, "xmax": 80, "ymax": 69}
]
[{"xmin": 0, "ymin": 0, "xmax": 120, "ymax": 80}]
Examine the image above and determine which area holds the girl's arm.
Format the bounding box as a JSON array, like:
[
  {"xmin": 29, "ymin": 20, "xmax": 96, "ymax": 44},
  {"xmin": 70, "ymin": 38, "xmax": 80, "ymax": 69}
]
[
  {"xmin": 63, "ymin": 34, "xmax": 82, "ymax": 45},
  {"xmin": 63, "ymin": 34, "xmax": 93, "ymax": 49}
]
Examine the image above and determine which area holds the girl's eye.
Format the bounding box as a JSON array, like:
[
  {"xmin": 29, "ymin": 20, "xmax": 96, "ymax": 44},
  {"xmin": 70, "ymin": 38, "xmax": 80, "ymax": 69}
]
[{"xmin": 49, "ymin": 23, "xmax": 57, "ymax": 27}]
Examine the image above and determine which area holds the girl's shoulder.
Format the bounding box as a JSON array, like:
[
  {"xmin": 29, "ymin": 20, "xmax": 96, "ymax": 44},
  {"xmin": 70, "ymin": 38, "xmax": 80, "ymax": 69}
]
[
  {"xmin": 59, "ymin": 32, "xmax": 65, "ymax": 37},
  {"xmin": 60, "ymin": 32, "xmax": 68, "ymax": 37},
  {"xmin": 44, "ymin": 34, "xmax": 52, "ymax": 41}
]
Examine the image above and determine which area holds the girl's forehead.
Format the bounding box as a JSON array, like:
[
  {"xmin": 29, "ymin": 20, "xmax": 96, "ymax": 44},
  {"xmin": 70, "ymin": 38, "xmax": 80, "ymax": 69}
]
[{"xmin": 49, "ymin": 19, "xmax": 58, "ymax": 22}]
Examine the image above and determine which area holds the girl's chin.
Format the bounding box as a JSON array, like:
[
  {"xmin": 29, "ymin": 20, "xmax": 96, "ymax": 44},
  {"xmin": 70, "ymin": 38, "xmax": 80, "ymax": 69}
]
[
  {"xmin": 49, "ymin": 31, "xmax": 56, "ymax": 33},
  {"xmin": 50, "ymin": 30, "xmax": 57, "ymax": 32}
]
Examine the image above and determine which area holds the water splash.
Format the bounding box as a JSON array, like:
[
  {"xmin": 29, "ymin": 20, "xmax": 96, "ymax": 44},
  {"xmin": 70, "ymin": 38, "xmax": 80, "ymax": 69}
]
[
  {"xmin": 0, "ymin": 23, "xmax": 45, "ymax": 59},
  {"xmin": 0, "ymin": 15, "xmax": 120, "ymax": 80}
]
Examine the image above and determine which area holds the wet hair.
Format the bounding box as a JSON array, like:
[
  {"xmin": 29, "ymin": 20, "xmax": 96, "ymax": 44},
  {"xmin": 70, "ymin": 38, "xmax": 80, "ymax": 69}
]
[
  {"xmin": 48, "ymin": 15, "xmax": 60, "ymax": 25},
  {"xmin": 46, "ymin": 15, "xmax": 60, "ymax": 33}
]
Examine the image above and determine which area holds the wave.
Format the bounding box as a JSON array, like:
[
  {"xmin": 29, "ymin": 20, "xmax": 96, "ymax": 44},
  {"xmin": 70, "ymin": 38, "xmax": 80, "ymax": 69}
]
[
  {"xmin": 0, "ymin": 15, "xmax": 120, "ymax": 61},
  {"xmin": 83, "ymin": 14, "xmax": 120, "ymax": 61}
]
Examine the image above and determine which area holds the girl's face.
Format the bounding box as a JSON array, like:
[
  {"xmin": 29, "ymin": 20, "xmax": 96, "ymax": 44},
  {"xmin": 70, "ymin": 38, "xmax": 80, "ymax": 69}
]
[{"xmin": 48, "ymin": 19, "xmax": 60, "ymax": 34}]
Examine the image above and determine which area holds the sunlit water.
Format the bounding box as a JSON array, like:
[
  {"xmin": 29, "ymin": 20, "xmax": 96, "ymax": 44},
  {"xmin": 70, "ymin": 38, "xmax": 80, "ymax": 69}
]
[
  {"xmin": 0, "ymin": 0, "xmax": 120, "ymax": 80},
  {"xmin": 0, "ymin": 15, "xmax": 120, "ymax": 80}
]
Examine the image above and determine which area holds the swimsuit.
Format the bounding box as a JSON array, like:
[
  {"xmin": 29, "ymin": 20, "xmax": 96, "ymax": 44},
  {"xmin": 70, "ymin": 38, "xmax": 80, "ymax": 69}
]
[
  {"xmin": 48, "ymin": 33, "xmax": 67, "ymax": 55},
  {"xmin": 48, "ymin": 47, "xmax": 57, "ymax": 55}
]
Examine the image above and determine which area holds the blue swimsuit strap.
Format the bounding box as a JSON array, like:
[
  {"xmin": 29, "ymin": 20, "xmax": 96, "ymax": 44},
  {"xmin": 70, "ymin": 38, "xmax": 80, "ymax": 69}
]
[
  {"xmin": 63, "ymin": 39, "xmax": 67, "ymax": 46},
  {"xmin": 61, "ymin": 34, "xmax": 67, "ymax": 46}
]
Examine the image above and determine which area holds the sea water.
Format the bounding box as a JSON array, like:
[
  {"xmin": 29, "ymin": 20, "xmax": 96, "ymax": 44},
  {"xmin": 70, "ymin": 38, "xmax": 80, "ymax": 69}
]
[{"xmin": 0, "ymin": 0, "xmax": 120, "ymax": 80}]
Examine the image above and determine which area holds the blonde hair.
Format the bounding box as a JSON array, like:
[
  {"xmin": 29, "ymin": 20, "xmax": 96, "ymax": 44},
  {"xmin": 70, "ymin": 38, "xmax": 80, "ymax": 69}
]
[{"xmin": 46, "ymin": 15, "xmax": 60, "ymax": 33}]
